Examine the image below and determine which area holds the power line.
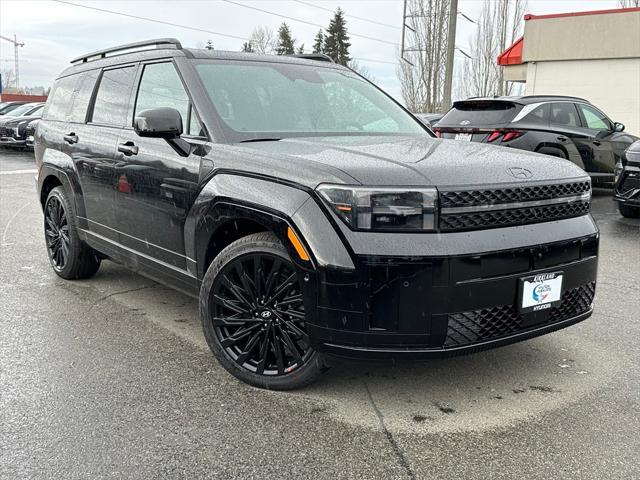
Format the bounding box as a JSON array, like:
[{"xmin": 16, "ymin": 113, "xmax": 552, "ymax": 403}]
[
  {"xmin": 52, "ymin": 0, "xmax": 251, "ymax": 42},
  {"xmin": 221, "ymin": 0, "xmax": 397, "ymax": 46},
  {"xmin": 291, "ymin": 0, "xmax": 400, "ymax": 30}
]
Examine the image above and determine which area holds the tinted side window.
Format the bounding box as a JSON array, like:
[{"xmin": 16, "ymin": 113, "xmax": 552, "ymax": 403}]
[
  {"xmin": 188, "ymin": 106, "xmax": 205, "ymax": 137},
  {"xmin": 69, "ymin": 70, "xmax": 99, "ymax": 123},
  {"xmin": 135, "ymin": 62, "xmax": 189, "ymax": 132},
  {"xmin": 523, "ymin": 104, "xmax": 550, "ymax": 125},
  {"xmin": 44, "ymin": 75, "xmax": 79, "ymax": 121},
  {"xmin": 578, "ymin": 104, "xmax": 611, "ymax": 130},
  {"xmin": 91, "ymin": 66, "xmax": 137, "ymax": 126},
  {"xmin": 550, "ymin": 103, "xmax": 579, "ymax": 127}
]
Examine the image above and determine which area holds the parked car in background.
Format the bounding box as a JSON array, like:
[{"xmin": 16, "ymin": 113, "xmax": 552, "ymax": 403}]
[
  {"xmin": 614, "ymin": 140, "xmax": 640, "ymax": 218},
  {"xmin": 414, "ymin": 113, "xmax": 443, "ymax": 128},
  {"xmin": 0, "ymin": 103, "xmax": 45, "ymax": 147},
  {"xmin": 434, "ymin": 96, "xmax": 638, "ymax": 187},
  {"xmin": 25, "ymin": 119, "xmax": 40, "ymax": 149},
  {"xmin": 0, "ymin": 101, "xmax": 29, "ymax": 115}
]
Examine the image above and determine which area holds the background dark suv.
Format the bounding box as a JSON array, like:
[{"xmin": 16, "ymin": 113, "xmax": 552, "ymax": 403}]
[{"xmin": 435, "ymin": 96, "xmax": 638, "ymax": 187}]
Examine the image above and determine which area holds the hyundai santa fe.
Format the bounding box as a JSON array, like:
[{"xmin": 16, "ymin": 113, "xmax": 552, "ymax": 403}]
[{"xmin": 35, "ymin": 39, "xmax": 599, "ymax": 389}]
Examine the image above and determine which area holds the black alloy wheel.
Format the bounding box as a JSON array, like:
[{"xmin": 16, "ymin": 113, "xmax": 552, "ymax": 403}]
[
  {"xmin": 212, "ymin": 253, "xmax": 311, "ymax": 376},
  {"xmin": 45, "ymin": 195, "xmax": 70, "ymax": 271},
  {"xmin": 43, "ymin": 186, "xmax": 101, "ymax": 279},
  {"xmin": 200, "ymin": 232, "xmax": 325, "ymax": 390}
]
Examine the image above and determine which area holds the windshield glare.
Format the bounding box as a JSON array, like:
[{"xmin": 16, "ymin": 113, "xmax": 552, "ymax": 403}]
[{"xmin": 195, "ymin": 61, "xmax": 425, "ymax": 141}]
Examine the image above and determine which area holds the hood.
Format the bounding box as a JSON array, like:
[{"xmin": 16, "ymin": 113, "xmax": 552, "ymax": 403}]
[{"xmin": 237, "ymin": 135, "xmax": 589, "ymax": 188}]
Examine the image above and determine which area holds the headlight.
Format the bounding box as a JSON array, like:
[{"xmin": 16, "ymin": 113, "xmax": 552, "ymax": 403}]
[
  {"xmin": 317, "ymin": 184, "xmax": 438, "ymax": 231},
  {"xmin": 614, "ymin": 160, "xmax": 623, "ymax": 184}
]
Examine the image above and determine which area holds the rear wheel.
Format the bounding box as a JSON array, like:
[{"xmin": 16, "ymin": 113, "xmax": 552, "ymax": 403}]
[
  {"xmin": 44, "ymin": 186, "xmax": 101, "ymax": 279},
  {"xmin": 200, "ymin": 232, "xmax": 326, "ymax": 390},
  {"xmin": 618, "ymin": 202, "xmax": 640, "ymax": 218}
]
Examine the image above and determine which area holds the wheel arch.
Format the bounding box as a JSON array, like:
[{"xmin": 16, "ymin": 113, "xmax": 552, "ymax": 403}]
[{"xmin": 185, "ymin": 173, "xmax": 355, "ymax": 280}]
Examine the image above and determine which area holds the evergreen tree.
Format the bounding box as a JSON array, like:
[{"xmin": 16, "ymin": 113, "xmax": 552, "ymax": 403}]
[
  {"xmin": 241, "ymin": 41, "xmax": 254, "ymax": 53},
  {"xmin": 297, "ymin": 44, "xmax": 304, "ymax": 54},
  {"xmin": 312, "ymin": 30, "xmax": 325, "ymax": 54},
  {"xmin": 324, "ymin": 8, "xmax": 351, "ymax": 65},
  {"xmin": 275, "ymin": 23, "xmax": 296, "ymax": 55},
  {"xmin": 205, "ymin": 40, "xmax": 214, "ymax": 50}
]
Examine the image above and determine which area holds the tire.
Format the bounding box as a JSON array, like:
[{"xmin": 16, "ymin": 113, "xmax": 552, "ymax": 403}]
[
  {"xmin": 44, "ymin": 186, "xmax": 101, "ymax": 279},
  {"xmin": 200, "ymin": 232, "xmax": 326, "ymax": 390},
  {"xmin": 618, "ymin": 202, "xmax": 640, "ymax": 218}
]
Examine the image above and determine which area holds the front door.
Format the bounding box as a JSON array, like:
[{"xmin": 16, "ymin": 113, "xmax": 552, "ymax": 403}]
[
  {"xmin": 114, "ymin": 61, "xmax": 203, "ymax": 269},
  {"xmin": 575, "ymin": 103, "xmax": 617, "ymax": 175}
]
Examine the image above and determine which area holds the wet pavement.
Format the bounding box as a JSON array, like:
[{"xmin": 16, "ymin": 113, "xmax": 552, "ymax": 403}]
[{"xmin": 1, "ymin": 148, "xmax": 639, "ymax": 479}]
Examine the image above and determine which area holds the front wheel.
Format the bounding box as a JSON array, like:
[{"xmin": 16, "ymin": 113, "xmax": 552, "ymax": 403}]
[
  {"xmin": 200, "ymin": 232, "xmax": 326, "ymax": 390},
  {"xmin": 618, "ymin": 202, "xmax": 640, "ymax": 218}
]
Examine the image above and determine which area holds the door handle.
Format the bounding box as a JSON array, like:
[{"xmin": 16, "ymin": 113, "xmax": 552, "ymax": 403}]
[
  {"xmin": 556, "ymin": 135, "xmax": 568, "ymax": 142},
  {"xmin": 117, "ymin": 142, "xmax": 139, "ymax": 156},
  {"xmin": 593, "ymin": 140, "xmax": 601, "ymax": 146},
  {"xmin": 63, "ymin": 133, "xmax": 78, "ymax": 144}
]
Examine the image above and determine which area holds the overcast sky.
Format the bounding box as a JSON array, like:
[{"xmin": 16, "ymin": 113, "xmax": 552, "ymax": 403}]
[{"xmin": 0, "ymin": 0, "xmax": 622, "ymax": 102}]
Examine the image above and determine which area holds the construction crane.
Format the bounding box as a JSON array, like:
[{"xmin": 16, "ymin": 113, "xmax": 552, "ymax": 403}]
[{"xmin": 0, "ymin": 34, "xmax": 24, "ymax": 89}]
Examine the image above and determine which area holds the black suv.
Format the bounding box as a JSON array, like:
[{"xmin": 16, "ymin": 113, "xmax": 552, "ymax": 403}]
[
  {"xmin": 614, "ymin": 140, "xmax": 640, "ymax": 218},
  {"xmin": 36, "ymin": 39, "xmax": 599, "ymax": 389},
  {"xmin": 435, "ymin": 96, "xmax": 638, "ymax": 187}
]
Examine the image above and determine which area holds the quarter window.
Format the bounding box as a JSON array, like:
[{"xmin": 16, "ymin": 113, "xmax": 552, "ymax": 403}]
[
  {"xmin": 550, "ymin": 103, "xmax": 579, "ymax": 127},
  {"xmin": 523, "ymin": 104, "xmax": 550, "ymax": 125},
  {"xmin": 69, "ymin": 70, "xmax": 99, "ymax": 123},
  {"xmin": 91, "ymin": 66, "xmax": 137, "ymax": 126},
  {"xmin": 135, "ymin": 62, "xmax": 189, "ymax": 132},
  {"xmin": 578, "ymin": 104, "xmax": 611, "ymax": 130},
  {"xmin": 44, "ymin": 75, "xmax": 79, "ymax": 121}
]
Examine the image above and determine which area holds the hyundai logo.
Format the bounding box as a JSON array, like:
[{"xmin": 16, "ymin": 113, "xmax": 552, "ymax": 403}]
[
  {"xmin": 506, "ymin": 167, "xmax": 533, "ymax": 179},
  {"xmin": 260, "ymin": 311, "xmax": 273, "ymax": 319}
]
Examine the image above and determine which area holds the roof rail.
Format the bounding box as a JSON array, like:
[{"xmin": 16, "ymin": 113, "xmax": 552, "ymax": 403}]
[
  {"xmin": 521, "ymin": 94, "xmax": 588, "ymax": 102},
  {"xmin": 70, "ymin": 38, "xmax": 183, "ymax": 64},
  {"xmin": 291, "ymin": 53, "xmax": 335, "ymax": 63}
]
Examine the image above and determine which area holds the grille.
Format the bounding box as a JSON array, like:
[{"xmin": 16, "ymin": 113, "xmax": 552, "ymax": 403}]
[
  {"xmin": 444, "ymin": 282, "xmax": 595, "ymax": 348},
  {"xmin": 0, "ymin": 126, "xmax": 9, "ymax": 137},
  {"xmin": 440, "ymin": 181, "xmax": 591, "ymax": 208},
  {"xmin": 440, "ymin": 201, "xmax": 590, "ymax": 231},
  {"xmin": 619, "ymin": 172, "xmax": 640, "ymax": 192}
]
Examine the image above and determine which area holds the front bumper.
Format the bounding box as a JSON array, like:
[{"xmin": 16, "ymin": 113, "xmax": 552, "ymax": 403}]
[
  {"xmin": 0, "ymin": 136, "xmax": 26, "ymax": 146},
  {"xmin": 304, "ymin": 230, "xmax": 598, "ymax": 359},
  {"xmin": 614, "ymin": 165, "xmax": 640, "ymax": 207}
]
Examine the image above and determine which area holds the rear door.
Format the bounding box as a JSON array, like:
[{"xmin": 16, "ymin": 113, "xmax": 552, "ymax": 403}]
[
  {"xmin": 68, "ymin": 64, "xmax": 138, "ymax": 241},
  {"xmin": 114, "ymin": 60, "xmax": 203, "ymax": 269}
]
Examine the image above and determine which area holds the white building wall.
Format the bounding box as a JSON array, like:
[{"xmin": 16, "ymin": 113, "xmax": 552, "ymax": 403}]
[{"xmin": 525, "ymin": 58, "xmax": 640, "ymax": 136}]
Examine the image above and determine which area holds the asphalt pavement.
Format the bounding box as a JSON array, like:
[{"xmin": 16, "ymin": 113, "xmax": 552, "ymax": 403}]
[{"xmin": 1, "ymin": 147, "xmax": 639, "ymax": 479}]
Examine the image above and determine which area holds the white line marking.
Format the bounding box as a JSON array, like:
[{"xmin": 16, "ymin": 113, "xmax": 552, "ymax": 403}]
[
  {"xmin": 1, "ymin": 203, "xmax": 31, "ymax": 244},
  {"xmin": 0, "ymin": 169, "xmax": 38, "ymax": 175}
]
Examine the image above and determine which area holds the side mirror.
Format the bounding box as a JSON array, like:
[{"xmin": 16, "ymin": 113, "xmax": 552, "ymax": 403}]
[
  {"xmin": 134, "ymin": 107, "xmax": 183, "ymax": 139},
  {"xmin": 614, "ymin": 122, "xmax": 625, "ymax": 132}
]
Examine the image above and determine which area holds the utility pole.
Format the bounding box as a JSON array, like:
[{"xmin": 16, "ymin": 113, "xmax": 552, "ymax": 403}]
[
  {"xmin": 442, "ymin": 0, "xmax": 458, "ymax": 112},
  {"xmin": 0, "ymin": 34, "xmax": 25, "ymax": 89}
]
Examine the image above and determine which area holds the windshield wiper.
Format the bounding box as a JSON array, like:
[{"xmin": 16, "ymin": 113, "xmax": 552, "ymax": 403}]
[{"xmin": 239, "ymin": 137, "xmax": 282, "ymax": 143}]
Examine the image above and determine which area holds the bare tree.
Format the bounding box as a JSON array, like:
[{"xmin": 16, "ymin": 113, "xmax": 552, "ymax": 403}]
[
  {"xmin": 249, "ymin": 26, "xmax": 276, "ymax": 54},
  {"xmin": 459, "ymin": 0, "xmax": 526, "ymax": 99},
  {"xmin": 618, "ymin": 0, "xmax": 640, "ymax": 7},
  {"xmin": 1, "ymin": 68, "xmax": 16, "ymax": 91},
  {"xmin": 397, "ymin": 0, "xmax": 451, "ymax": 113},
  {"xmin": 348, "ymin": 60, "xmax": 375, "ymax": 83}
]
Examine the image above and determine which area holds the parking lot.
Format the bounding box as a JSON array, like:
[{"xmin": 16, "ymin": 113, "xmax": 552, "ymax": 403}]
[{"xmin": 1, "ymin": 147, "xmax": 639, "ymax": 479}]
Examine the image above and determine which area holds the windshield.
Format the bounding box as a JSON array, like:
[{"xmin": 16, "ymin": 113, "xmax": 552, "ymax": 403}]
[
  {"xmin": 195, "ymin": 61, "xmax": 425, "ymax": 141},
  {"xmin": 5, "ymin": 104, "xmax": 38, "ymax": 117}
]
